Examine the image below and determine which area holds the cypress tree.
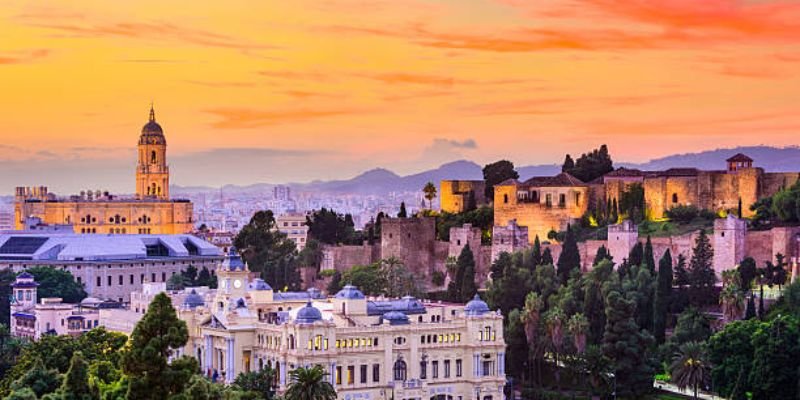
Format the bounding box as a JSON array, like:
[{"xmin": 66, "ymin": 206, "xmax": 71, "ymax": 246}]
[
  {"xmin": 541, "ymin": 247, "xmax": 554, "ymax": 266},
  {"xmin": 397, "ymin": 202, "xmax": 408, "ymax": 218},
  {"xmin": 643, "ymin": 235, "xmax": 655, "ymax": 273},
  {"xmin": 531, "ymin": 235, "xmax": 542, "ymax": 267},
  {"xmin": 758, "ymin": 285, "xmax": 765, "ymax": 319},
  {"xmin": 458, "ymin": 244, "xmax": 477, "ymax": 302},
  {"xmin": 674, "ymin": 253, "xmax": 689, "ymax": 288},
  {"xmin": 593, "ymin": 245, "xmax": 612, "ymax": 266},
  {"xmin": 556, "ymin": 225, "xmax": 581, "ymax": 284},
  {"xmin": 737, "ymin": 198, "xmax": 743, "ymax": 218},
  {"xmin": 121, "ymin": 292, "xmax": 195, "ymax": 400},
  {"xmin": 610, "ymin": 198, "xmax": 619, "ymax": 223},
  {"xmin": 628, "ymin": 242, "xmax": 644, "ymax": 268},
  {"xmin": 603, "ymin": 287, "xmax": 655, "ymax": 397},
  {"xmin": 689, "ymin": 229, "xmax": 716, "ymax": 305},
  {"xmin": 653, "ymin": 249, "xmax": 673, "ymax": 344}
]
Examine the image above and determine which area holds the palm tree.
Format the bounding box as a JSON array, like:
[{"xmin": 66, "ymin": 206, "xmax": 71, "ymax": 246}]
[
  {"xmin": 423, "ymin": 181, "xmax": 437, "ymax": 209},
  {"xmin": 720, "ymin": 284, "xmax": 745, "ymax": 322},
  {"xmin": 521, "ymin": 292, "xmax": 543, "ymax": 385},
  {"xmin": 544, "ymin": 307, "xmax": 566, "ymax": 392},
  {"xmin": 567, "ymin": 313, "xmax": 589, "ymax": 354},
  {"xmin": 583, "ymin": 345, "xmax": 611, "ymax": 399},
  {"xmin": 670, "ymin": 341, "xmax": 710, "ymax": 400},
  {"xmin": 284, "ymin": 365, "xmax": 337, "ymax": 400}
]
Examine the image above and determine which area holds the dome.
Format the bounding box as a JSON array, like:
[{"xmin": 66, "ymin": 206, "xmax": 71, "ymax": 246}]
[
  {"xmin": 139, "ymin": 106, "xmax": 166, "ymax": 145},
  {"xmin": 183, "ymin": 289, "xmax": 205, "ymax": 308},
  {"xmin": 222, "ymin": 246, "xmax": 246, "ymax": 271},
  {"xmin": 382, "ymin": 311, "xmax": 410, "ymax": 325},
  {"xmin": 17, "ymin": 271, "xmax": 34, "ymax": 280},
  {"xmin": 295, "ymin": 301, "xmax": 323, "ymax": 324},
  {"xmin": 464, "ymin": 294, "xmax": 490, "ymax": 316},
  {"xmin": 248, "ymin": 278, "xmax": 272, "ymax": 291},
  {"xmin": 80, "ymin": 297, "xmax": 103, "ymax": 306},
  {"xmin": 335, "ymin": 285, "xmax": 365, "ymax": 300}
]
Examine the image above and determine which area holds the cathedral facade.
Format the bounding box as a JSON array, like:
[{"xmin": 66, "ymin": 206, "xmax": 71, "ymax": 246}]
[{"xmin": 14, "ymin": 107, "xmax": 194, "ymax": 234}]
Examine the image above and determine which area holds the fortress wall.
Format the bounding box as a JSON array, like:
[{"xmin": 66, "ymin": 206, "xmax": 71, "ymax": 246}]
[
  {"xmin": 440, "ymin": 180, "xmax": 486, "ymax": 213},
  {"xmin": 643, "ymin": 177, "xmax": 667, "ymax": 219},
  {"xmin": 666, "ymin": 177, "xmax": 700, "ymax": 211},
  {"xmin": 381, "ymin": 217, "xmax": 437, "ymax": 276},
  {"xmin": 745, "ymin": 231, "xmax": 774, "ymax": 266},
  {"xmin": 579, "ymin": 240, "xmax": 607, "ymax": 271},
  {"xmin": 494, "ymin": 186, "xmax": 589, "ymax": 243},
  {"xmin": 710, "ymin": 172, "xmax": 741, "ymax": 213},
  {"xmin": 736, "ymin": 169, "xmax": 761, "ymax": 217},
  {"xmin": 321, "ymin": 244, "xmax": 376, "ymax": 272},
  {"xmin": 762, "ymin": 172, "xmax": 800, "ymax": 197}
]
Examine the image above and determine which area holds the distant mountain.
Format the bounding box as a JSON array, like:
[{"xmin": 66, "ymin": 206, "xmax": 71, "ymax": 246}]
[{"xmin": 171, "ymin": 146, "xmax": 800, "ymax": 196}]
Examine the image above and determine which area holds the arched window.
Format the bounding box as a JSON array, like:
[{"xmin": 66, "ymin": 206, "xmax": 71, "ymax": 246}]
[
  {"xmin": 393, "ymin": 359, "xmax": 407, "ymax": 381},
  {"xmin": 151, "ymin": 150, "xmax": 157, "ymax": 164},
  {"xmin": 672, "ymin": 193, "xmax": 679, "ymax": 204}
]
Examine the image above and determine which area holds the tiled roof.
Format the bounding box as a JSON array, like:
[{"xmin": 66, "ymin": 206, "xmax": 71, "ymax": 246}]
[
  {"xmin": 726, "ymin": 153, "xmax": 753, "ymax": 162},
  {"xmin": 523, "ymin": 172, "xmax": 585, "ymax": 187}
]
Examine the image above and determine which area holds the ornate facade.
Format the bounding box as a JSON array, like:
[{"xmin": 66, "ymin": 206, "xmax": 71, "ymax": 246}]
[{"xmin": 14, "ymin": 106, "xmax": 194, "ymax": 234}]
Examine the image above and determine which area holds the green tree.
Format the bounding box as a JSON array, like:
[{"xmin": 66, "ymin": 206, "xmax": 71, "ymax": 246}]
[
  {"xmin": 482, "ymin": 160, "xmax": 519, "ymax": 201},
  {"xmin": 459, "ymin": 245, "xmax": 477, "ymax": 302},
  {"xmin": 737, "ymin": 257, "xmax": 757, "ymax": 290},
  {"xmin": 556, "ymin": 225, "xmax": 580, "ymax": 284},
  {"xmin": 592, "ymin": 245, "xmax": 612, "ymax": 266},
  {"xmin": 504, "ymin": 309, "xmax": 529, "ymax": 383},
  {"xmin": 235, "ymin": 210, "xmax": 301, "ymax": 290},
  {"xmin": 326, "ymin": 271, "xmax": 343, "ymax": 295},
  {"xmin": 643, "ymin": 235, "xmax": 655, "ymax": 273},
  {"xmin": 541, "ymin": 247, "xmax": 553, "ymax": 266},
  {"xmin": 567, "ymin": 313, "xmax": 589, "ymax": 354},
  {"xmin": 1, "ymin": 269, "xmax": 17, "ymax": 326},
  {"xmin": 6, "ymin": 388, "xmax": 38, "ymax": 400},
  {"xmin": 181, "ymin": 265, "xmax": 198, "ymax": 286},
  {"xmin": 284, "ymin": 366, "xmax": 336, "ymax": 400},
  {"xmin": 423, "ymin": 182, "xmax": 437, "ymax": 209},
  {"xmin": 166, "ymin": 273, "xmax": 186, "ymax": 291},
  {"xmin": 561, "ymin": 145, "xmax": 613, "ymax": 183},
  {"xmin": 10, "ymin": 358, "xmax": 60, "ymax": 398},
  {"xmin": 233, "ymin": 367, "xmax": 275, "ymax": 400},
  {"xmin": 688, "ymin": 230, "xmax": 716, "ymax": 305},
  {"xmin": 627, "ymin": 242, "xmax": 643, "ymax": 269},
  {"xmin": 397, "ymin": 202, "xmax": 408, "ymax": 218},
  {"xmin": 709, "ymin": 319, "xmax": 759, "ymax": 399},
  {"xmin": 382, "ymin": 257, "xmax": 419, "ymax": 298},
  {"xmin": 654, "ymin": 249, "xmax": 673, "ymax": 344},
  {"xmin": 583, "ymin": 259, "xmax": 612, "ymax": 346},
  {"xmin": 602, "ymin": 287, "xmax": 654, "ymax": 398},
  {"xmin": 304, "ymin": 208, "xmax": 356, "ymax": 245},
  {"xmin": 57, "ymin": 351, "xmax": 91, "ymax": 400},
  {"xmin": 674, "ymin": 253, "xmax": 689, "ymax": 288},
  {"xmin": 121, "ymin": 292, "xmax": 195, "ymax": 400},
  {"xmin": 341, "ymin": 264, "xmax": 387, "ymax": 296},
  {"xmin": 530, "ymin": 236, "xmax": 542, "ymax": 268},
  {"xmin": 24, "ymin": 266, "xmax": 87, "ymax": 303},
  {"xmin": 749, "ymin": 315, "xmax": 800, "ymax": 399},
  {"xmin": 298, "ymin": 239, "xmax": 323, "ymax": 269},
  {"xmin": 670, "ymin": 341, "xmax": 710, "ymax": 400}
]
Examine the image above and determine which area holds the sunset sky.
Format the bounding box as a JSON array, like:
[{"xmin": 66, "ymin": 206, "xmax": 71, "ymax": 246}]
[{"xmin": 2, "ymin": 0, "xmax": 800, "ymax": 193}]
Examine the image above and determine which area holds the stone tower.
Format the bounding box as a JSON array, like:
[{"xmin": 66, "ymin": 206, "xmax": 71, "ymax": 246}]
[
  {"xmin": 713, "ymin": 214, "xmax": 747, "ymax": 278},
  {"xmin": 136, "ymin": 105, "xmax": 170, "ymax": 199},
  {"xmin": 607, "ymin": 220, "xmax": 638, "ymax": 267}
]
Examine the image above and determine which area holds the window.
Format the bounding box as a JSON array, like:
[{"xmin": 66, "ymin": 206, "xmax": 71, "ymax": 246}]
[
  {"xmin": 118, "ymin": 275, "xmax": 123, "ymax": 285},
  {"xmin": 503, "ymin": 194, "xmax": 508, "ymax": 204},
  {"xmin": 130, "ymin": 274, "xmax": 134, "ymax": 284},
  {"xmin": 420, "ymin": 361, "xmax": 427, "ymax": 379},
  {"xmin": 151, "ymin": 150, "xmax": 157, "ymax": 164},
  {"xmin": 336, "ymin": 366, "xmax": 342, "ymax": 385},
  {"xmin": 444, "ymin": 360, "xmax": 451, "ymax": 378},
  {"xmin": 575, "ymin": 192, "xmax": 581, "ymax": 206},
  {"xmin": 456, "ymin": 359, "xmax": 462, "ymax": 377},
  {"xmin": 360, "ymin": 365, "xmax": 367, "ymax": 384},
  {"xmin": 108, "ymin": 276, "xmax": 112, "ymax": 286},
  {"xmin": 545, "ymin": 194, "xmax": 552, "ymax": 208},
  {"xmin": 672, "ymin": 193, "xmax": 679, "ymax": 204},
  {"xmin": 559, "ymin": 193, "xmax": 566, "ymax": 207},
  {"xmin": 393, "ymin": 359, "xmax": 407, "ymax": 381},
  {"xmin": 151, "ymin": 273, "xmax": 156, "ymax": 283},
  {"xmin": 372, "ymin": 364, "xmax": 380, "ymax": 382},
  {"xmin": 347, "ymin": 366, "xmax": 354, "ymax": 384},
  {"xmin": 96, "ymin": 276, "xmax": 101, "ymax": 287},
  {"xmin": 482, "ymin": 360, "xmax": 493, "ymax": 376},
  {"xmin": 432, "ymin": 361, "xmax": 439, "ymax": 379}
]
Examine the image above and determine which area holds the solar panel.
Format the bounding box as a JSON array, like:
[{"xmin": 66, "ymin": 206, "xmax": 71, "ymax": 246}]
[{"xmin": 0, "ymin": 236, "xmax": 48, "ymax": 254}]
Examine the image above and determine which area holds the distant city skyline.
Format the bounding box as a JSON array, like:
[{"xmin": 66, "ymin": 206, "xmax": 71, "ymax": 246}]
[{"xmin": 2, "ymin": 1, "xmax": 800, "ymax": 193}]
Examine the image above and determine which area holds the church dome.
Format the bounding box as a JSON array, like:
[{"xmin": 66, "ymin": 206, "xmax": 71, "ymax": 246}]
[
  {"xmin": 139, "ymin": 106, "xmax": 166, "ymax": 145},
  {"xmin": 295, "ymin": 301, "xmax": 323, "ymax": 324},
  {"xmin": 183, "ymin": 289, "xmax": 205, "ymax": 308},
  {"xmin": 464, "ymin": 294, "xmax": 490, "ymax": 316},
  {"xmin": 382, "ymin": 311, "xmax": 410, "ymax": 325},
  {"xmin": 248, "ymin": 278, "xmax": 272, "ymax": 291},
  {"xmin": 335, "ymin": 285, "xmax": 365, "ymax": 299}
]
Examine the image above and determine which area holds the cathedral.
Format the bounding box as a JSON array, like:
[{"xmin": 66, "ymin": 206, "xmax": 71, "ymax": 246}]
[{"xmin": 14, "ymin": 106, "xmax": 194, "ymax": 234}]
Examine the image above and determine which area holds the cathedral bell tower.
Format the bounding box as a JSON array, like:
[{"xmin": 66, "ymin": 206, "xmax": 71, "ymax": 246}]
[{"xmin": 136, "ymin": 105, "xmax": 170, "ymax": 199}]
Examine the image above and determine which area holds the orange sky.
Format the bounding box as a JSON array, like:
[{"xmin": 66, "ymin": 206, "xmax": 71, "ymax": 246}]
[{"xmin": 1, "ymin": 0, "xmax": 800, "ymax": 191}]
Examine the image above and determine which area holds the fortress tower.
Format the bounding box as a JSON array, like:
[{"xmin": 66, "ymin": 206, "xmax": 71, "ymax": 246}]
[{"xmin": 136, "ymin": 105, "xmax": 170, "ymax": 199}]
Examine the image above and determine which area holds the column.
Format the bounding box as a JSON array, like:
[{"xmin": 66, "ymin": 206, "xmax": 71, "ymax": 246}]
[
  {"xmin": 473, "ymin": 354, "xmax": 479, "ymax": 377},
  {"xmin": 280, "ymin": 360, "xmax": 287, "ymax": 386},
  {"xmin": 204, "ymin": 335, "xmax": 212, "ymax": 373},
  {"xmin": 329, "ymin": 362, "xmax": 337, "ymax": 385},
  {"xmin": 226, "ymin": 338, "xmax": 235, "ymax": 383},
  {"xmin": 498, "ymin": 352, "xmax": 505, "ymax": 376}
]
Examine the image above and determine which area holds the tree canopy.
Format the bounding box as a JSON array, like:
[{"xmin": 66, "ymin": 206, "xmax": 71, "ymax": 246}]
[
  {"xmin": 482, "ymin": 160, "xmax": 518, "ymax": 201},
  {"xmin": 234, "ymin": 210, "xmax": 301, "ymax": 290},
  {"xmin": 561, "ymin": 145, "xmax": 613, "ymax": 183}
]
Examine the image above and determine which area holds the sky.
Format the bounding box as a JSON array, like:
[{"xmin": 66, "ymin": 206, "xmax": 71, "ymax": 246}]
[{"xmin": 1, "ymin": 0, "xmax": 800, "ymax": 193}]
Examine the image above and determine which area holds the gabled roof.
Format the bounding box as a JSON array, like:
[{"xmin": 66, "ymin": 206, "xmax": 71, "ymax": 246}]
[
  {"xmin": 523, "ymin": 172, "xmax": 586, "ymax": 187},
  {"xmin": 495, "ymin": 178, "xmax": 521, "ymax": 186},
  {"xmin": 726, "ymin": 153, "xmax": 753, "ymax": 162},
  {"xmin": 603, "ymin": 167, "xmax": 647, "ymax": 178}
]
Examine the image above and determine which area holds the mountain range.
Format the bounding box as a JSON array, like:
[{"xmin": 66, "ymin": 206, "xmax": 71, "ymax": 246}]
[{"xmin": 172, "ymin": 145, "xmax": 800, "ymax": 196}]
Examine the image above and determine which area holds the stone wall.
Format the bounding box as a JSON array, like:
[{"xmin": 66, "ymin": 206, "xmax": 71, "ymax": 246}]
[
  {"xmin": 440, "ymin": 180, "xmax": 486, "ymax": 213},
  {"xmin": 381, "ymin": 217, "xmax": 437, "ymax": 277},
  {"xmin": 713, "ymin": 215, "xmax": 747, "ymax": 276},
  {"xmin": 494, "ymin": 184, "xmax": 588, "ymax": 243},
  {"xmin": 491, "ymin": 220, "xmax": 529, "ymax": 262}
]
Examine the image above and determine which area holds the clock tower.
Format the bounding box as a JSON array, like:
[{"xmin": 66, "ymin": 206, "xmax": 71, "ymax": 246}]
[
  {"xmin": 214, "ymin": 247, "xmax": 250, "ymax": 312},
  {"xmin": 136, "ymin": 105, "xmax": 170, "ymax": 199}
]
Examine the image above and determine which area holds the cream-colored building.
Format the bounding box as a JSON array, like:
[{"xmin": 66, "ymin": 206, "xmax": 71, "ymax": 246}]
[
  {"xmin": 14, "ymin": 106, "xmax": 194, "ymax": 235},
  {"xmin": 101, "ymin": 249, "xmax": 507, "ymax": 400},
  {"xmin": 276, "ymin": 213, "xmax": 309, "ymax": 250}
]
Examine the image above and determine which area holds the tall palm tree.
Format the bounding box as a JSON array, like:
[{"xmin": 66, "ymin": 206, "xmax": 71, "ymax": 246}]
[
  {"xmin": 544, "ymin": 307, "xmax": 566, "ymax": 392},
  {"xmin": 423, "ymin": 182, "xmax": 437, "ymax": 209},
  {"xmin": 567, "ymin": 313, "xmax": 589, "ymax": 354},
  {"xmin": 670, "ymin": 341, "xmax": 710, "ymax": 400},
  {"xmin": 284, "ymin": 365, "xmax": 337, "ymax": 400},
  {"xmin": 521, "ymin": 292, "xmax": 543, "ymax": 385}
]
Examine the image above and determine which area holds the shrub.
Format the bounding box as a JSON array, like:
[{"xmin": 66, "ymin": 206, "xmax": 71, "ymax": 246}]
[{"xmin": 665, "ymin": 205, "xmax": 700, "ymax": 224}]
